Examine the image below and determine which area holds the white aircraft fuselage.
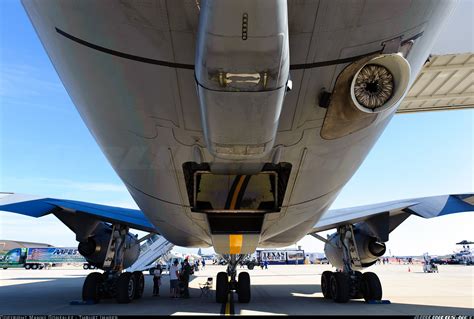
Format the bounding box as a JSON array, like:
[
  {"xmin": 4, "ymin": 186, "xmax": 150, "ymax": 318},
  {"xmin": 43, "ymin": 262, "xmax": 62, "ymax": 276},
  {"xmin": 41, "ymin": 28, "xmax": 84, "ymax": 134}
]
[{"xmin": 22, "ymin": 0, "xmax": 457, "ymax": 254}]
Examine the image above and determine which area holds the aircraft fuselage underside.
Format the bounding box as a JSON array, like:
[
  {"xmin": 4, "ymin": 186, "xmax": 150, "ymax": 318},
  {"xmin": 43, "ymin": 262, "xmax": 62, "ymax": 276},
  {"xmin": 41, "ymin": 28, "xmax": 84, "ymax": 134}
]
[{"xmin": 22, "ymin": 0, "xmax": 456, "ymax": 254}]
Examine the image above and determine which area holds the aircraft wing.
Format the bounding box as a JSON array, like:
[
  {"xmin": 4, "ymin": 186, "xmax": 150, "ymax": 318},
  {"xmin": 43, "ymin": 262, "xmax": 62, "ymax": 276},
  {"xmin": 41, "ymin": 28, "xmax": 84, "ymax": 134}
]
[
  {"xmin": 0, "ymin": 192, "xmax": 157, "ymax": 233},
  {"xmin": 310, "ymin": 194, "xmax": 474, "ymax": 235},
  {"xmin": 397, "ymin": 53, "xmax": 474, "ymax": 113}
]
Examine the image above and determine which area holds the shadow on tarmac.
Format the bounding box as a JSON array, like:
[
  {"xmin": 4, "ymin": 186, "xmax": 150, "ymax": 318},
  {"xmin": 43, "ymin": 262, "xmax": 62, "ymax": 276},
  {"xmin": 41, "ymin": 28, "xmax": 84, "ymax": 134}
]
[{"xmin": 1, "ymin": 273, "xmax": 473, "ymax": 316}]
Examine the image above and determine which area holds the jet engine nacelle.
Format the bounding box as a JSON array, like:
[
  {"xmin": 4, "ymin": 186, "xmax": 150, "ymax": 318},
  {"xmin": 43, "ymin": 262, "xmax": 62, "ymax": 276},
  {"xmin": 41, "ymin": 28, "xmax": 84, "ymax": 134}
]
[
  {"xmin": 350, "ymin": 53, "xmax": 411, "ymax": 113},
  {"xmin": 324, "ymin": 228, "xmax": 386, "ymax": 270},
  {"xmin": 78, "ymin": 223, "xmax": 140, "ymax": 270}
]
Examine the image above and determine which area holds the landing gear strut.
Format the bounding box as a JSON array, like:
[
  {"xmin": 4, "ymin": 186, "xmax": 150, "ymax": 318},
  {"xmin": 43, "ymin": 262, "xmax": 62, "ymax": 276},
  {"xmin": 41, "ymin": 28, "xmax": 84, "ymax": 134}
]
[
  {"xmin": 320, "ymin": 225, "xmax": 383, "ymax": 303},
  {"xmin": 216, "ymin": 254, "xmax": 251, "ymax": 303},
  {"xmin": 81, "ymin": 224, "xmax": 144, "ymax": 304}
]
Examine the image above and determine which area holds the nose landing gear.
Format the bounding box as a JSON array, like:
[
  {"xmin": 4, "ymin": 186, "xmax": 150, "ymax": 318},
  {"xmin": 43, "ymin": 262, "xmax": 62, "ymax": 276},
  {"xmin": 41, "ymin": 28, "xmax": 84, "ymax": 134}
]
[{"xmin": 215, "ymin": 254, "xmax": 252, "ymax": 304}]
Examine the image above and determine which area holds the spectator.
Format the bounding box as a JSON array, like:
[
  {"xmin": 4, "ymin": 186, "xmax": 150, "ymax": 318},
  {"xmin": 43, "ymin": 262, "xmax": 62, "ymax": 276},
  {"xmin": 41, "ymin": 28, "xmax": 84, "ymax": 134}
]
[
  {"xmin": 264, "ymin": 260, "xmax": 268, "ymax": 269},
  {"xmin": 153, "ymin": 264, "xmax": 162, "ymax": 296},
  {"xmin": 181, "ymin": 258, "xmax": 192, "ymax": 298},
  {"xmin": 201, "ymin": 259, "xmax": 206, "ymax": 269},
  {"xmin": 169, "ymin": 259, "xmax": 180, "ymax": 298}
]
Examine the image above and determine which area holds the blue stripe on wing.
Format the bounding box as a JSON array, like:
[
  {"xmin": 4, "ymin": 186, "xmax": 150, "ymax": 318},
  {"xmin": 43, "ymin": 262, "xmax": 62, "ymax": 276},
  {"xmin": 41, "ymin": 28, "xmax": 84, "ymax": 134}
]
[
  {"xmin": 0, "ymin": 197, "xmax": 157, "ymax": 233},
  {"xmin": 0, "ymin": 199, "xmax": 58, "ymax": 217},
  {"xmin": 311, "ymin": 193, "xmax": 474, "ymax": 233},
  {"xmin": 406, "ymin": 194, "xmax": 474, "ymax": 218}
]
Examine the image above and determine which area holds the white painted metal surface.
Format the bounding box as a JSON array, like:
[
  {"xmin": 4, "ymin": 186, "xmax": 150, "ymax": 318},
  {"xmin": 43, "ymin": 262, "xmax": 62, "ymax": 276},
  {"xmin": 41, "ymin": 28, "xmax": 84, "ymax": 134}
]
[
  {"xmin": 127, "ymin": 235, "xmax": 174, "ymax": 272},
  {"xmin": 20, "ymin": 0, "xmax": 464, "ymax": 253},
  {"xmin": 398, "ymin": 53, "xmax": 474, "ymax": 113}
]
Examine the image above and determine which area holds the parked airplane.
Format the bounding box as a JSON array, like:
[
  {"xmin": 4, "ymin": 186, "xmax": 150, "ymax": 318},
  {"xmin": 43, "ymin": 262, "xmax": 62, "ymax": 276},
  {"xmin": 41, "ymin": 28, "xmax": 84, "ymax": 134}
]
[{"xmin": 1, "ymin": 0, "xmax": 473, "ymax": 305}]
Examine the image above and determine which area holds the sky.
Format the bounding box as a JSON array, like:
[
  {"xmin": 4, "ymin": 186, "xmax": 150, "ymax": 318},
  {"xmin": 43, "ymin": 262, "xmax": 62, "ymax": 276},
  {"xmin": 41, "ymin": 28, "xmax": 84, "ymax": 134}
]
[{"xmin": 0, "ymin": 0, "xmax": 472, "ymax": 257}]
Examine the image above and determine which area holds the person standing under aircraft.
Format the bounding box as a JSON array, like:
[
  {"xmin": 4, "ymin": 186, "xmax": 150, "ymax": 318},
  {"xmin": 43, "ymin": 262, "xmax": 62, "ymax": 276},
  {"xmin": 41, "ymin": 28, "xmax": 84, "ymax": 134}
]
[
  {"xmin": 181, "ymin": 258, "xmax": 192, "ymax": 298},
  {"xmin": 153, "ymin": 264, "xmax": 162, "ymax": 296},
  {"xmin": 169, "ymin": 260, "xmax": 180, "ymax": 298}
]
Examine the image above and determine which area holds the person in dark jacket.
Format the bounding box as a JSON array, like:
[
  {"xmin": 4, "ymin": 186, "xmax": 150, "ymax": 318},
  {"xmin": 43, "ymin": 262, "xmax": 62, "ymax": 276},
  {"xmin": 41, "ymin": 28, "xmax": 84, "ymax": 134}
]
[
  {"xmin": 152, "ymin": 264, "xmax": 162, "ymax": 296},
  {"xmin": 181, "ymin": 258, "xmax": 192, "ymax": 298}
]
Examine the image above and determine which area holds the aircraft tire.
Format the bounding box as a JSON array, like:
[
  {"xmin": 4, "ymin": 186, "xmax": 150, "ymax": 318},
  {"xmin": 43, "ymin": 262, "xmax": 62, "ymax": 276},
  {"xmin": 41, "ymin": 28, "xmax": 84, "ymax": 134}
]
[
  {"xmin": 321, "ymin": 271, "xmax": 333, "ymax": 299},
  {"xmin": 31, "ymin": 264, "xmax": 38, "ymax": 270},
  {"xmin": 24, "ymin": 264, "xmax": 31, "ymax": 270},
  {"xmin": 83, "ymin": 264, "xmax": 89, "ymax": 270},
  {"xmin": 116, "ymin": 272, "xmax": 136, "ymax": 304},
  {"xmin": 132, "ymin": 271, "xmax": 145, "ymax": 299},
  {"xmin": 237, "ymin": 272, "xmax": 251, "ymax": 303},
  {"xmin": 330, "ymin": 272, "xmax": 350, "ymax": 303},
  {"xmin": 247, "ymin": 264, "xmax": 254, "ymax": 270},
  {"xmin": 216, "ymin": 272, "xmax": 229, "ymax": 303},
  {"xmin": 361, "ymin": 272, "xmax": 382, "ymax": 301},
  {"xmin": 352, "ymin": 271, "xmax": 364, "ymax": 299},
  {"xmin": 82, "ymin": 272, "xmax": 104, "ymax": 303}
]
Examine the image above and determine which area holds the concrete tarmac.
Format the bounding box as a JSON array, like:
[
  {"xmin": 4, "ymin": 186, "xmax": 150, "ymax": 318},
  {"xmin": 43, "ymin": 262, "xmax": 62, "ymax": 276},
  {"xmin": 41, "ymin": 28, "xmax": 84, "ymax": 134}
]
[{"xmin": 0, "ymin": 264, "xmax": 473, "ymax": 315}]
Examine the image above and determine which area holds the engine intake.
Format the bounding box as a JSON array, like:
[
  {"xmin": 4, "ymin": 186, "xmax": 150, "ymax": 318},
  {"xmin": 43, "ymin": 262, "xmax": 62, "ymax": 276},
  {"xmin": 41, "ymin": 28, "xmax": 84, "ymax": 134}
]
[{"xmin": 350, "ymin": 53, "xmax": 411, "ymax": 113}]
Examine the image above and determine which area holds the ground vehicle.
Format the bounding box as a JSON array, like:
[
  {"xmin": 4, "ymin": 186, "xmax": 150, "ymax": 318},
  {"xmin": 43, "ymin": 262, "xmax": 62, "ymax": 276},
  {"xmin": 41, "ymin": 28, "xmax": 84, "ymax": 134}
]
[
  {"xmin": 239, "ymin": 257, "xmax": 258, "ymax": 270},
  {"xmin": 257, "ymin": 250, "xmax": 306, "ymax": 265},
  {"xmin": 82, "ymin": 263, "xmax": 98, "ymax": 270},
  {"xmin": 423, "ymin": 262, "xmax": 439, "ymax": 273},
  {"xmin": 422, "ymin": 253, "xmax": 439, "ymax": 273},
  {"xmin": 0, "ymin": 247, "xmax": 86, "ymax": 269},
  {"xmin": 429, "ymin": 258, "xmax": 447, "ymax": 265}
]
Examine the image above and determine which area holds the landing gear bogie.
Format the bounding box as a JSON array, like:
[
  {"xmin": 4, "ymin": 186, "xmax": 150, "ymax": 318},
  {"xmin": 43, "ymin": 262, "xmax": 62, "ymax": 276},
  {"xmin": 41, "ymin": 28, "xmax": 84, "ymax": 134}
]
[
  {"xmin": 320, "ymin": 270, "xmax": 382, "ymax": 303},
  {"xmin": 81, "ymin": 271, "xmax": 145, "ymax": 304},
  {"xmin": 318, "ymin": 225, "xmax": 384, "ymax": 303}
]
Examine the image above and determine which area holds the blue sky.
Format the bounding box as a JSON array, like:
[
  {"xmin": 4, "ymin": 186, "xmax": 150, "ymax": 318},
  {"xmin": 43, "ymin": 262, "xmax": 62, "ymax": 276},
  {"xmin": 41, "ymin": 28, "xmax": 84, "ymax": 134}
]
[{"xmin": 0, "ymin": 1, "xmax": 472, "ymax": 256}]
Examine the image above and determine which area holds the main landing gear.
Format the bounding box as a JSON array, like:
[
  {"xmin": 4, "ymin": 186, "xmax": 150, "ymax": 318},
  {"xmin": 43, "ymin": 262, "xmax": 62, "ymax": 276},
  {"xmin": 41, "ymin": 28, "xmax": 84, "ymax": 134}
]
[
  {"xmin": 321, "ymin": 225, "xmax": 383, "ymax": 303},
  {"xmin": 216, "ymin": 255, "xmax": 251, "ymax": 304},
  {"xmin": 83, "ymin": 270, "xmax": 145, "ymax": 303},
  {"xmin": 321, "ymin": 270, "xmax": 382, "ymax": 303},
  {"xmin": 81, "ymin": 224, "xmax": 144, "ymax": 304}
]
